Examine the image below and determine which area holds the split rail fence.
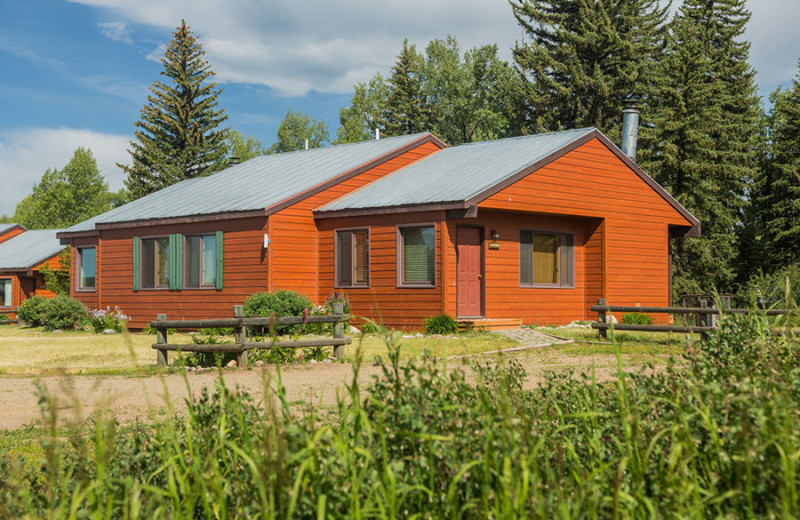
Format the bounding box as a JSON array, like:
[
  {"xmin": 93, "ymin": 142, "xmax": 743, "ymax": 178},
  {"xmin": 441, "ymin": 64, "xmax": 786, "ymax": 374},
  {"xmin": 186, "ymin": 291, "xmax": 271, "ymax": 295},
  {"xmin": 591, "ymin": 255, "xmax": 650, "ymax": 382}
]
[
  {"xmin": 0, "ymin": 309, "xmax": 17, "ymax": 325},
  {"xmin": 150, "ymin": 303, "xmax": 351, "ymax": 367},
  {"xmin": 591, "ymin": 298, "xmax": 798, "ymax": 338}
]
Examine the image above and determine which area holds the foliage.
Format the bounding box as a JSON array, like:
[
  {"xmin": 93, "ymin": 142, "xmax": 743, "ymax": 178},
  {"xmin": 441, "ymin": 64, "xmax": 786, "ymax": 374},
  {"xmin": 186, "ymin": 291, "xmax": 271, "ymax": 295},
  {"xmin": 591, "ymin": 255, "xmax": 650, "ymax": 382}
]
[
  {"xmin": 88, "ymin": 306, "xmax": 129, "ymax": 333},
  {"xmin": 423, "ymin": 313, "xmax": 460, "ymax": 334},
  {"xmin": 15, "ymin": 295, "xmax": 48, "ymax": 327},
  {"xmin": 182, "ymin": 330, "xmax": 236, "ymax": 367},
  {"xmin": 639, "ymin": 0, "xmax": 761, "ymax": 297},
  {"xmin": 243, "ymin": 289, "xmax": 313, "ymax": 335},
  {"xmin": 621, "ymin": 312, "xmax": 654, "ymax": 325},
  {"xmin": 4, "ymin": 311, "xmax": 800, "ymax": 517},
  {"xmin": 266, "ymin": 109, "xmax": 329, "ymax": 153},
  {"xmin": 510, "ymin": 0, "xmax": 668, "ymax": 137},
  {"xmin": 334, "ymin": 74, "xmax": 388, "ymax": 144},
  {"xmin": 383, "ymin": 39, "xmax": 430, "ymax": 136},
  {"xmin": 740, "ymin": 264, "xmax": 800, "ymax": 308},
  {"xmin": 39, "ymin": 249, "xmax": 71, "ymax": 296},
  {"xmin": 120, "ymin": 20, "xmax": 229, "ymax": 200},
  {"xmin": 226, "ymin": 129, "xmax": 267, "ymax": 162},
  {"xmin": 38, "ymin": 296, "xmax": 89, "ymax": 331},
  {"xmin": 12, "ymin": 148, "xmax": 113, "ymax": 229}
]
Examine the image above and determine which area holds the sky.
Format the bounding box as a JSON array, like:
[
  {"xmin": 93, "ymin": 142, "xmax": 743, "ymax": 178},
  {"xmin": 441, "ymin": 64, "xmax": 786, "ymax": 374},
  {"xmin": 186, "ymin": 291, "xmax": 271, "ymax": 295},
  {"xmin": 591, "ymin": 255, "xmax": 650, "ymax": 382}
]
[{"xmin": 0, "ymin": 0, "xmax": 798, "ymax": 216}]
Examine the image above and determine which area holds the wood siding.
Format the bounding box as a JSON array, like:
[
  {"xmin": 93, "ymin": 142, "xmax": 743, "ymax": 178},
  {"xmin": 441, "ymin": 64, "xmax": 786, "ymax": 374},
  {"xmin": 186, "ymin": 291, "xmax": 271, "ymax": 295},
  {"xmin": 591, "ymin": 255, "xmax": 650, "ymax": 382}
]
[
  {"xmin": 479, "ymin": 138, "xmax": 689, "ymax": 323},
  {"xmin": 72, "ymin": 218, "xmax": 268, "ymax": 328},
  {"xmin": 271, "ymin": 141, "xmax": 442, "ymax": 304},
  {"xmin": 317, "ymin": 211, "xmax": 444, "ymax": 330}
]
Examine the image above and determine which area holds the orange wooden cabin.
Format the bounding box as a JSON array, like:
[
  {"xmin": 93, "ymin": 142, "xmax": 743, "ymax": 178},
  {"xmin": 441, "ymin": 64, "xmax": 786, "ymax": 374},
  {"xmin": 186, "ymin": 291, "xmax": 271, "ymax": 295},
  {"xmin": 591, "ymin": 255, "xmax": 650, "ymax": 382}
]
[
  {"xmin": 58, "ymin": 129, "xmax": 698, "ymax": 330},
  {"xmin": 0, "ymin": 225, "xmax": 66, "ymax": 318}
]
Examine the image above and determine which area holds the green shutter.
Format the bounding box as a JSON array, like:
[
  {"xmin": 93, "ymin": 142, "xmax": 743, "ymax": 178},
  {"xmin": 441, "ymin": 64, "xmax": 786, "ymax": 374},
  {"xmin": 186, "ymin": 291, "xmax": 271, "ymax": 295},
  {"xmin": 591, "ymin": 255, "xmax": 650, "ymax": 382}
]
[
  {"xmin": 173, "ymin": 233, "xmax": 183, "ymax": 290},
  {"xmin": 132, "ymin": 237, "xmax": 140, "ymax": 291},
  {"xmin": 215, "ymin": 231, "xmax": 223, "ymax": 290},
  {"xmin": 519, "ymin": 231, "xmax": 532, "ymax": 286}
]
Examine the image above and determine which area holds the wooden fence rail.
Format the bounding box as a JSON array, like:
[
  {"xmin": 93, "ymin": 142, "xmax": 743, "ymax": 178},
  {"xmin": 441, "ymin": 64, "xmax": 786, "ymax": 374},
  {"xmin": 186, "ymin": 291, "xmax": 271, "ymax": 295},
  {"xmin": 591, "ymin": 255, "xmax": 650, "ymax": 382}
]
[
  {"xmin": 0, "ymin": 309, "xmax": 17, "ymax": 324},
  {"xmin": 150, "ymin": 303, "xmax": 351, "ymax": 367},
  {"xmin": 591, "ymin": 298, "xmax": 798, "ymax": 338}
]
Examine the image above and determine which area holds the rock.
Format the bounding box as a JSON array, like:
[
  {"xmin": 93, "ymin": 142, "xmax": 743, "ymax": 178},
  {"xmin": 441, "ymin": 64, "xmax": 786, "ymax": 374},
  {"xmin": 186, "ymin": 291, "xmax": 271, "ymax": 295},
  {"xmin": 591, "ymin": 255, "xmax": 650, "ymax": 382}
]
[
  {"xmin": 415, "ymin": 333, "xmax": 423, "ymax": 338},
  {"xmin": 102, "ymin": 329, "xmax": 116, "ymax": 334},
  {"xmin": 323, "ymin": 359, "xmax": 333, "ymax": 364},
  {"xmin": 309, "ymin": 359, "xmax": 318, "ymax": 364},
  {"xmin": 226, "ymin": 360, "xmax": 238, "ymax": 368},
  {"xmin": 52, "ymin": 330, "xmax": 63, "ymax": 334},
  {"xmin": 186, "ymin": 367, "xmax": 194, "ymax": 372},
  {"xmin": 606, "ymin": 315, "xmax": 618, "ymax": 324},
  {"xmin": 402, "ymin": 335, "xmax": 414, "ymax": 338},
  {"xmin": 349, "ymin": 326, "xmax": 361, "ymax": 334},
  {"xmin": 254, "ymin": 360, "xmax": 265, "ymax": 367},
  {"xmin": 431, "ymin": 334, "xmax": 443, "ymax": 338},
  {"xmin": 195, "ymin": 366, "xmax": 202, "ymax": 371}
]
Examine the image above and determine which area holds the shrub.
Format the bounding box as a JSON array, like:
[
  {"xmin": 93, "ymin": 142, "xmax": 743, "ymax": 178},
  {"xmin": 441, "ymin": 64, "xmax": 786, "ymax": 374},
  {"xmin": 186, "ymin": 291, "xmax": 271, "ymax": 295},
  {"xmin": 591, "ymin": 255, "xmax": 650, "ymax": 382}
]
[
  {"xmin": 243, "ymin": 289, "xmax": 312, "ymax": 335},
  {"xmin": 423, "ymin": 313, "xmax": 459, "ymax": 335},
  {"xmin": 39, "ymin": 296, "xmax": 89, "ymax": 331},
  {"xmin": 16, "ymin": 295, "xmax": 48, "ymax": 327},
  {"xmin": 88, "ymin": 306, "xmax": 129, "ymax": 333},
  {"xmin": 180, "ymin": 331, "xmax": 236, "ymax": 367},
  {"xmin": 621, "ymin": 312, "xmax": 654, "ymax": 325}
]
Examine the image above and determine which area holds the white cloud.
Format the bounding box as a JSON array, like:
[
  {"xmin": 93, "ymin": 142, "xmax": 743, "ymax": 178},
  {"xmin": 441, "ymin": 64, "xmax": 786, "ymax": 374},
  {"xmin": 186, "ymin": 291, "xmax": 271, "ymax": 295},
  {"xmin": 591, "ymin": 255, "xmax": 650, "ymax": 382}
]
[
  {"xmin": 69, "ymin": 0, "xmax": 797, "ymax": 99},
  {"xmin": 0, "ymin": 128, "xmax": 130, "ymax": 216},
  {"xmin": 98, "ymin": 21, "xmax": 133, "ymax": 43}
]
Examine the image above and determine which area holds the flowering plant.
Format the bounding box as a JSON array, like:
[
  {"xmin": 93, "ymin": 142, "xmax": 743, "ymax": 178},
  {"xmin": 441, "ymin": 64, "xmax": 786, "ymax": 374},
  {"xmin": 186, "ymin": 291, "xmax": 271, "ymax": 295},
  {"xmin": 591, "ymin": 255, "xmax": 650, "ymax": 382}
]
[{"xmin": 89, "ymin": 306, "xmax": 129, "ymax": 333}]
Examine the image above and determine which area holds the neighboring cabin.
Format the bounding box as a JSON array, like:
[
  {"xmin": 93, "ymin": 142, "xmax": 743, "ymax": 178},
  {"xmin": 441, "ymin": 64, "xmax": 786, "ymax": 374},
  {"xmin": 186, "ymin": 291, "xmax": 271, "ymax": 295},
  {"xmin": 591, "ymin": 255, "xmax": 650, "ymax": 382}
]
[
  {"xmin": 58, "ymin": 128, "xmax": 699, "ymax": 330},
  {"xmin": 0, "ymin": 225, "xmax": 66, "ymax": 317}
]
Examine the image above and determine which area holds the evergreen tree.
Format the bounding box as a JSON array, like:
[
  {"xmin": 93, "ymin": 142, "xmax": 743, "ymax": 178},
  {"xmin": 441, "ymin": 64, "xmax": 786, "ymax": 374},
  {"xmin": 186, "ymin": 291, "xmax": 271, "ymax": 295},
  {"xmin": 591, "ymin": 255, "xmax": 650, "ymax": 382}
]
[
  {"xmin": 383, "ymin": 40, "xmax": 429, "ymax": 136},
  {"xmin": 638, "ymin": 0, "xmax": 761, "ymax": 296},
  {"xmin": 267, "ymin": 109, "xmax": 329, "ymax": 153},
  {"xmin": 120, "ymin": 20, "xmax": 229, "ymax": 200},
  {"xmin": 12, "ymin": 148, "xmax": 112, "ymax": 229},
  {"xmin": 510, "ymin": 0, "xmax": 669, "ymax": 136},
  {"xmin": 334, "ymin": 74, "xmax": 388, "ymax": 144},
  {"xmin": 226, "ymin": 130, "xmax": 267, "ymax": 161},
  {"xmin": 761, "ymin": 64, "xmax": 800, "ymax": 267}
]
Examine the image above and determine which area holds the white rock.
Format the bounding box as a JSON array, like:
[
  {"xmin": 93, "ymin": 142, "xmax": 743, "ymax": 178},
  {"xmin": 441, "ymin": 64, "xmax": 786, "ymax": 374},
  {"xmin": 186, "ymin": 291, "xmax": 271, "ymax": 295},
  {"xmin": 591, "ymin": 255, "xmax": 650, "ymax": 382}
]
[
  {"xmin": 415, "ymin": 333, "xmax": 423, "ymax": 338},
  {"xmin": 349, "ymin": 326, "xmax": 361, "ymax": 334},
  {"xmin": 102, "ymin": 329, "xmax": 116, "ymax": 334},
  {"xmin": 52, "ymin": 329, "xmax": 63, "ymax": 334},
  {"xmin": 195, "ymin": 366, "xmax": 202, "ymax": 371},
  {"xmin": 402, "ymin": 335, "xmax": 414, "ymax": 338},
  {"xmin": 309, "ymin": 359, "xmax": 318, "ymax": 364},
  {"xmin": 323, "ymin": 359, "xmax": 333, "ymax": 364},
  {"xmin": 606, "ymin": 315, "xmax": 618, "ymax": 324},
  {"xmin": 254, "ymin": 360, "xmax": 265, "ymax": 367},
  {"xmin": 226, "ymin": 360, "xmax": 237, "ymax": 368}
]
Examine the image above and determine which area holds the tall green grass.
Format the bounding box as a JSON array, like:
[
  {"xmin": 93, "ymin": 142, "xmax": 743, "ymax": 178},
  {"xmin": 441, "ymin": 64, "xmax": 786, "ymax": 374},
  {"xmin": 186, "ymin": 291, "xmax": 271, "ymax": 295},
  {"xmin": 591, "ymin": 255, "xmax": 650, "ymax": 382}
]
[{"xmin": 1, "ymin": 315, "xmax": 799, "ymax": 518}]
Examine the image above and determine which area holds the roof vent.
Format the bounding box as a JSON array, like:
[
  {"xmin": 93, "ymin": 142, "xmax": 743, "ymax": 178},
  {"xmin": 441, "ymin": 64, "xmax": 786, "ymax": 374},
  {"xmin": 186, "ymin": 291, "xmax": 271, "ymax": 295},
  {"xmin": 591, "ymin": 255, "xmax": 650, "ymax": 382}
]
[{"xmin": 621, "ymin": 97, "xmax": 640, "ymax": 160}]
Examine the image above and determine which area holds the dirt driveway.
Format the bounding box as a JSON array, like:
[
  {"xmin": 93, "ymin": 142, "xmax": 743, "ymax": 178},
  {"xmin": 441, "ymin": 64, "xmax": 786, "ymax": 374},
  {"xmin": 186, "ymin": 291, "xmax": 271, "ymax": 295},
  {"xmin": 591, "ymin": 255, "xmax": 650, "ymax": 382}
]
[{"xmin": 0, "ymin": 348, "xmax": 630, "ymax": 431}]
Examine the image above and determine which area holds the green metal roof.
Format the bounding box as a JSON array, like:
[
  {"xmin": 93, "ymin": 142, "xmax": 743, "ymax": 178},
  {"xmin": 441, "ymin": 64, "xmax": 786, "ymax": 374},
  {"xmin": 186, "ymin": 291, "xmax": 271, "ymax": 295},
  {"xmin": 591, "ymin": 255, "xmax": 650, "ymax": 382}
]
[
  {"xmin": 63, "ymin": 133, "xmax": 434, "ymax": 233},
  {"xmin": 0, "ymin": 229, "xmax": 65, "ymax": 270}
]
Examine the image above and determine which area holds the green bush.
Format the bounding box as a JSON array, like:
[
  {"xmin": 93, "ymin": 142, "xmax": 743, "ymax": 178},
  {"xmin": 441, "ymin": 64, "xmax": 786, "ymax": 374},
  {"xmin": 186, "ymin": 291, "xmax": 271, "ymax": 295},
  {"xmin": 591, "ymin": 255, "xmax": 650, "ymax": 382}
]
[
  {"xmin": 38, "ymin": 296, "xmax": 89, "ymax": 331},
  {"xmin": 243, "ymin": 289, "xmax": 312, "ymax": 335},
  {"xmin": 621, "ymin": 311, "xmax": 654, "ymax": 325},
  {"xmin": 16, "ymin": 295, "xmax": 48, "ymax": 327},
  {"xmin": 423, "ymin": 313, "xmax": 459, "ymax": 334}
]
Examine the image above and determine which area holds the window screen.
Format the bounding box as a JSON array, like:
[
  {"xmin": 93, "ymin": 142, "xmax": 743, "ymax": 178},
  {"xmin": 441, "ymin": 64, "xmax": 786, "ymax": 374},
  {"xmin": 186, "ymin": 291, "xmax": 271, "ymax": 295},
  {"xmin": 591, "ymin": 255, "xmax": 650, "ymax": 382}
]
[
  {"xmin": 520, "ymin": 230, "xmax": 574, "ymax": 287},
  {"xmin": 336, "ymin": 229, "xmax": 369, "ymax": 287},
  {"xmin": 400, "ymin": 226, "xmax": 435, "ymax": 285},
  {"xmin": 78, "ymin": 247, "xmax": 96, "ymax": 289}
]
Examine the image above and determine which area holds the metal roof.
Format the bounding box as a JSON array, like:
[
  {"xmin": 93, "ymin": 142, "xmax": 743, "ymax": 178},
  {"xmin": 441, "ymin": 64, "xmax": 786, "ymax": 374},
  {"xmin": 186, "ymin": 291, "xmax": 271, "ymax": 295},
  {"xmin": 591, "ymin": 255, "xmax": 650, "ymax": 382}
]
[
  {"xmin": 318, "ymin": 128, "xmax": 597, "ymax": 212},
  {"xmin": 63, "ymin": 133, "xmax": 431, "ymax": 233},
  {"xmin": 0, "ymin": 223, "xmax": 24, "ymax": 236},
  {"xmin": 0, "ymin": 229, "xmax": 65, "ymax": 270}
]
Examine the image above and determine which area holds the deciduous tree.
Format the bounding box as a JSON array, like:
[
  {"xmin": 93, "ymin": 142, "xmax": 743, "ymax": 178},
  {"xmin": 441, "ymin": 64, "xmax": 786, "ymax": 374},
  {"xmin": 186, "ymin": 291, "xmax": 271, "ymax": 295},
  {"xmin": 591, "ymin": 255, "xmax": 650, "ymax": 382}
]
[{"xmin": 267, "ymin": 109, "xmax": 329, "ymax": 153}]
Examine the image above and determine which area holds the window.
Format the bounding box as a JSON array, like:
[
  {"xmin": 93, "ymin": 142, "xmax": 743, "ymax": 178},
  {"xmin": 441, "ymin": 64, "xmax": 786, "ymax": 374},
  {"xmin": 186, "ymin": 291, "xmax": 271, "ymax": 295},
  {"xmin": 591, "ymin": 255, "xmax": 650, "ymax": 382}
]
[
  {"xmin": 184, "ymin": 235, "xmax": 218, "ymax": 288},
  {"xmin": 0, "ymin": 279, "xmax": 11, "ymax": 307},
  {"xmin": 77, "ymin": 247, "xmax": 96, "ymax": 290},
  {"xmin": 520, "ymin": 231, "xmax": 574, "ymax": 287},
  {"xmin": 336, "ymin": 229, "xmax": 369, "ymax": 287},
  {"xmin": 141, "ymin": 237, "xmax": 170, "ymax": 289},
  {"xmin": 398, "ymin": 225, "xmax": 436, "ymax": 287}
]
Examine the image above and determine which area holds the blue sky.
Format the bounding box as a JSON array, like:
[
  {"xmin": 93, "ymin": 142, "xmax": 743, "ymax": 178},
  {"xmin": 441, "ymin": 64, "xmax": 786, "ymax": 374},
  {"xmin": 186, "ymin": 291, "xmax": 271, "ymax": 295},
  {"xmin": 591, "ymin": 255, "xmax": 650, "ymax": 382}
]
[{"xmin": 1, "ymin": 0, "xmax": 798, "ymax": 216}]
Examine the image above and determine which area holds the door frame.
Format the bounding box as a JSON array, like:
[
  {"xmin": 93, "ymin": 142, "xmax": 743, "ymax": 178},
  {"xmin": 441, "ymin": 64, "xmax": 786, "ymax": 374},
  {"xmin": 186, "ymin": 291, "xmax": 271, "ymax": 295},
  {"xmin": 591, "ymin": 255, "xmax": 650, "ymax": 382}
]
[{"xmin": 456, "ymin": 225, "xmax": 485, "ymax": 318}]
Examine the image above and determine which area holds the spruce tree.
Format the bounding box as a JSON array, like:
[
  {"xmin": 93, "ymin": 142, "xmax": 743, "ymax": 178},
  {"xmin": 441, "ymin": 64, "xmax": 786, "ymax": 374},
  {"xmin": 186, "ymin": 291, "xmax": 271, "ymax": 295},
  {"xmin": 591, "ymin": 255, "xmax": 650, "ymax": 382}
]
[
  {"xmin": 761, "ymin": 63, "xmax": 800, "ymax": 267},
  {"xmin": 121, "ymin": 20, "xmax": 228, "ymax": 200},
  {"xmin": 510, "ymin": 0, "xmax": 668, "ymax": 136},
  {"xmin": 383, "ymin": 40, "xmax": 429, "ymax": 136},
  {"xmin": 638, "ymin": 0, "xmax": 761, "ymax": 296}
]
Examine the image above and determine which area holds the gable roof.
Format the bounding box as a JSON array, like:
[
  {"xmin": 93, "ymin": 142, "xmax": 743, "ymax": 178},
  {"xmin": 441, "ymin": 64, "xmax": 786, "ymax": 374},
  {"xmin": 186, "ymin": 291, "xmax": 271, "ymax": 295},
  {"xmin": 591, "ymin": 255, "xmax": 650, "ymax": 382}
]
[
  {"xmin": 60, "ymin": 133, "xmax": 443, "ymax": 235},
  {"xmin": 315, "ymin": 128, "xmax": 700, "ymax": 234},
  {"xmin": 0, "ymin": 229, "xmax": 65, "ymax": 271}
]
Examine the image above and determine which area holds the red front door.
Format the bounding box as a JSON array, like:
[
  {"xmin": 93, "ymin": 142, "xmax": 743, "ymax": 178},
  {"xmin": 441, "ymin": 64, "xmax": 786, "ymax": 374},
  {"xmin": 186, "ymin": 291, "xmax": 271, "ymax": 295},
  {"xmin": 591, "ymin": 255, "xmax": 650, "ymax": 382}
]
[{"xmin": 457, "ymin": 227, "xmax": 482, "ymax": 317}]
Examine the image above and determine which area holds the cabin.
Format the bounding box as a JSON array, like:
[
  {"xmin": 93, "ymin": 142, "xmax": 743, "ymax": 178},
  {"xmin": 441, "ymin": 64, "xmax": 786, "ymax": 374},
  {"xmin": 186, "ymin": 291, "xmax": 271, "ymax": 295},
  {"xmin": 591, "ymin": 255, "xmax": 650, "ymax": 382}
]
[
  {"xmin": 58, "ymin": 128, "xmax": 699, "ymax": 330},
  {"xmin": 0, "ymin": 226, "xmax": 67, "ymax": 317}
]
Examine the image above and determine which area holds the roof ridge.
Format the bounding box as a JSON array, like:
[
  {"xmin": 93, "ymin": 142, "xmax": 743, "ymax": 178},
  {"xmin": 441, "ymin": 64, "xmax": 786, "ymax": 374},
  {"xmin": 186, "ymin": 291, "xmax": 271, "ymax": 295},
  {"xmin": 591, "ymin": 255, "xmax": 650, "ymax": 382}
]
[{"xmin": 443, "ymin": 127, "xmax": 596, "ymax": 150}]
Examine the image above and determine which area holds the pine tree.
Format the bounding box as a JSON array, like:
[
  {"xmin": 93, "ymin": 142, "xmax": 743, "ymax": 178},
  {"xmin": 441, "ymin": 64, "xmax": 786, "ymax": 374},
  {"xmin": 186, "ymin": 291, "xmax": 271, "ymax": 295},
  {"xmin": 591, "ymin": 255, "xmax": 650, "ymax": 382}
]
[
  {"xmin": 334, "ymin": 74, "xmax": 388, "ymax": 144},
  {"xmin": 510, "ymin": 0, "xmax": 668, "ymax": 136},
  {"xmin": 638, "ymin": 0, "xmax": 761, "ymax": 296},
  {"xmin": 266, "ymin": 109, "xmax": 329, "ymax": 153},
  {"xmin": 762, "ymin": 63, "xmax": 800, "ymax": 266},
  {"xmin": 121, "ymin": 20, "xmax": 229, "ymax": 200},
  {"xmin": 383, "ymin": 40, "xmax": 429, "ymax": 136}
]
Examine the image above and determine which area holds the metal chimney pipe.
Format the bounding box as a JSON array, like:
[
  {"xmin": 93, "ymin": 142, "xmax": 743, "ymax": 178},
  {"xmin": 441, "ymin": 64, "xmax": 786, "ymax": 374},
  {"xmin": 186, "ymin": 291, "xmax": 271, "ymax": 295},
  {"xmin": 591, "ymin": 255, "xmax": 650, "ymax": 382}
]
[
  {"xmin": 621, "ymin": 98, "xmax": 640, "ymax": 159},
  {"xmin": 375, "ymin": 128, "xmax": 380, "ymax": 140},
  {"xmin": 304, "ymin": 138, "xmax": 309, "ymax": 150}
]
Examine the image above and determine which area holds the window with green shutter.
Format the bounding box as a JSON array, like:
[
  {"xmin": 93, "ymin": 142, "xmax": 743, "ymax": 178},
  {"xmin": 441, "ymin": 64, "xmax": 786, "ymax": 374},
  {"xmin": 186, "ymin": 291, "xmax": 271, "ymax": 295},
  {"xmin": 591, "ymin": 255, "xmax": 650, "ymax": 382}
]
[
  {"xmin": 183, "ymin": 233, "xmax": 219, "ymax": 289},
  {"xmin": 519, "ymin": 230, "xmax": 574, "ymax": 288},
  {"xmin": 138, "ymin": 236, "xmax": 171, "ymax": 289},
  {"xmin": 398, "ymin": 225, "xmax": 435, "ymax": 287}
]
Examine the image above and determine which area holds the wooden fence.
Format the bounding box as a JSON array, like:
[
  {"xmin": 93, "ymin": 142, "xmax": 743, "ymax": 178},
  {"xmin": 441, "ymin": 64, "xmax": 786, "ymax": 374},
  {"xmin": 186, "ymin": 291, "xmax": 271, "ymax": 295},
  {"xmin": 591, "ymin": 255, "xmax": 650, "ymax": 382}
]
[
  {"xmin": 0, "ymin": 309, "xmax": 17, "ymax": 325},
  {"xmin": 150, "ymin": 303, "xmax": 351, "ymax": 367},
  {"xmin": 591, "ymin": 298, "xmax": 798, "ymax": 338}
]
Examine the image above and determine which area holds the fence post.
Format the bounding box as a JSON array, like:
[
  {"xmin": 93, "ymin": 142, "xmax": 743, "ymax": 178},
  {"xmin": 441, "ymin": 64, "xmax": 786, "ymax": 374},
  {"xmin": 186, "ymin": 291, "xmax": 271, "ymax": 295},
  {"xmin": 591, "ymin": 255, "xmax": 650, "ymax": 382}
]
[
  {"xmin": 333, "ymin": 302, "xmax": 345, "ymax": 359},
  {"xmin": 699, "ymin": 299, "xmax": 708, "ymax": 328},
  {"xmin": 156, "ymin": 313, "xmax": 168, "ymax": 366},
  {"xmin": 233, "ymin": 305, "xmax": 247, "ymax": 368},
  {"xmin": 597, "ymin": 298, "xmax": 607, "ymax": 339}
]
